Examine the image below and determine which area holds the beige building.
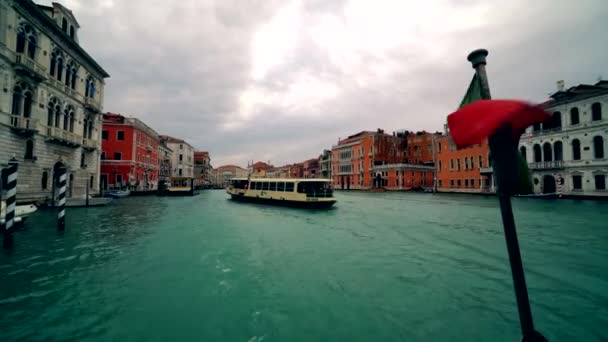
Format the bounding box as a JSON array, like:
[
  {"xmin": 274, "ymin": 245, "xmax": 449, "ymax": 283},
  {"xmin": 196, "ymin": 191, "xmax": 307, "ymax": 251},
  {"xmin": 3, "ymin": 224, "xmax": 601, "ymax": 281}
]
[
  {"xmin": 0, "ymin": 1, "xmax": 109, "ymax": 203},
  {"xmin": 210, "ymin": 165, "xmax": 247, "ymax": 187},
  {"xmin": 160, "ymin": 135, "xmax": 194, "ymax": 178}
]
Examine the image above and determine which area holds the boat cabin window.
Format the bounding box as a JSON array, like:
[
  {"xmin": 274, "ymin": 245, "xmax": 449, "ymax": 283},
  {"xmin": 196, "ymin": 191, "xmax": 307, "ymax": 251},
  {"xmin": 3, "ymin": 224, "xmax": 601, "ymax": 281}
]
[
  {"xmin": 285, "ymin": 182, "xmax": 294, "ymax": 192},
  {"xmin": 262, "ymin": 182, "xmax": 269, "ymax": 190},
  {"xmin": 231, "ymin": 179, "xmax": 248, "ymax": 189},
  {"xmin": 296, "ymin": 182, "xmax": 333, "ymax": 197},
  {"xmin": 256, "ymin": 182, "xmax": 262, "ymax": 190},
  {"xmin": 277, "ymin": 182, "xmax": 285, "ymax": 191},
  {"xmin": 269, "ymin": 182, "xmax": 277, "ymax": 191}
]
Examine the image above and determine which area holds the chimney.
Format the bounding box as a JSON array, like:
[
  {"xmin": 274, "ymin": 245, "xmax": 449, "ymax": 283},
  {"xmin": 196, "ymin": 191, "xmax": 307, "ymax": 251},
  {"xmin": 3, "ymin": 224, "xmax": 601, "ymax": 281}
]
[{"xmin": 557, "ymin": 80, "xmax": 565, "ymax": 92}]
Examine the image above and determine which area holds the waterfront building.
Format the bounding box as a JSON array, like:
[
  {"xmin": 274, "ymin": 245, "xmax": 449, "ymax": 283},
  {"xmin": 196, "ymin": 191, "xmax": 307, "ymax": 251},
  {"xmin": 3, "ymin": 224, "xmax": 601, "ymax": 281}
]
[
  {"xmin": 371, "ymin": 163, "xmax": 435, "ymax": 190},
  {"xmin": 331, "ymin": 129, "xmax": 404, "ymax": 190},
  {"xmin": 519, "ymin": 80, "xmax": 608, "ymax": 197},
  {"xmin": 0, "ymin": 1, "xmax": 109, "ymax": 203},
  {"xmin": 249, "ymin": 161, "xmax": 272, "ymax": 177},
  {"xmin": 210, "ymin": 164, "xmax": 247, "ymax": 187},
  {"xmin": 100, "ymin": 113, "xmax": 159, "ymax": 191},
  {"xmin": 158, "ymin": 141, "xmax": 172, "ymax": 186},
  {"xmin": 319, "ymin": 149, "xmax": 332, "ymax": 179},
  {"xmin": 435, "ymin": 133, "xmax": 492, "ymax": 193},
  {"xmin": 302, "ymin": 158, "xmax": 319, "ymax": 178},
  {"xmin": 160, "ymin": 135, "xmax": 194, "ymax": 179},
  {"xmin": 193, "ymin": 151, "xmax": 211, "ymax": 187}
]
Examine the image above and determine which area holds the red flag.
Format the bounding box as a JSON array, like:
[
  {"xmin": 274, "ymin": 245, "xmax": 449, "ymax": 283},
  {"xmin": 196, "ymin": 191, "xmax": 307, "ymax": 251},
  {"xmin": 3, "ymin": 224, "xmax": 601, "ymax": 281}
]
[{"xmin": 447, "ymin": 100, "xmax": 550, "ymax": 149}]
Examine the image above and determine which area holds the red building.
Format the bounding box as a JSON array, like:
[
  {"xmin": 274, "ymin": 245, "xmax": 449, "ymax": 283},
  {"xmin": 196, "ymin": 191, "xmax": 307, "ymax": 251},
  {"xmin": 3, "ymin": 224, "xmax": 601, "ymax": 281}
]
[
  {"xmin": 302, "ymin": 158, "xmax": 320, "ymax": 178},
  {"xmin": 101, "ymin": 113, "xmax": 160, "ymax": 191}
]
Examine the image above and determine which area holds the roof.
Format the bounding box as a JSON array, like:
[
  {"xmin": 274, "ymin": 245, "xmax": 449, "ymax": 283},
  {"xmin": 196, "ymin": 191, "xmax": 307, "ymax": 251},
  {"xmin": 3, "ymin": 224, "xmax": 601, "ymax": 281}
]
[
  {"xmin": 160, "ymin": 135, "xmax": 193, "ymax": 147},
  {"xmin": 231, "ymin": 178, "xmax": 332, "ymax": 182},
  {"xmin": 194, "ymin": 151, "xmax": 209, "ymax": 156},
  {"xmin": 544, "ymin": 80, "xmax": 608, "ymax": 108},
  {"xmin": 251, "ymin": 161, "xmax": 272, "ymax": 169},
  {"xmin": 103, "ymin": 113, "xmax": 160, "ymax": 139},
  {"xmin": 52, "ymin": 2, "xmax": 80, "ymax": 27},
  {"xmin": 215, "ymin": 165, "xmax": 245, "ymax": 171},
  {"xmin": 21, "ymin": 0, "xmax": 109, "ymax": 77}
]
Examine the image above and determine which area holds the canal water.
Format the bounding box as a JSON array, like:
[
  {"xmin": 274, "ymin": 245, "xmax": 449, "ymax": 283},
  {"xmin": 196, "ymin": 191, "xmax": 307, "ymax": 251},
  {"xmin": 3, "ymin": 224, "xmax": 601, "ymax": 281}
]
[{"xmin": 1, "ymin": 191, "xmax": 607, "ymax": 341}]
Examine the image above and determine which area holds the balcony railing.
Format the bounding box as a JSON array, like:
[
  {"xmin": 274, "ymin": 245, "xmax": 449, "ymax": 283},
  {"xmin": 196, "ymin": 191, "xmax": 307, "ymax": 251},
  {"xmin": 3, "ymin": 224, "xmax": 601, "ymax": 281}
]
[
  {"xmin": 84, "ymin": 97, "xmax": 101, "ymax": 112},
  {"xmin": 82, "ymin": 137, "xmax": 98, "ymax": 150},
  {"xmin": 529, "ymin": 160, "xmax": 564, "ymax": 170},
  {"xmin": 531, "ymin": 127, "xmax": 562, "ymax": 136},
  {"xmin": 46, "ymin": 126, "xmax": 81, "ymax": 146},
  {"xmin": 10, "ymin": 115, "xmax": 40, "ymax": 134},
  {"xmin": 14, "ymin": 53, "xmax": 47, "ymax": 81},
  {"xmin": 479, "ymin": 166, "xmax": 493, "ymax": 174}
]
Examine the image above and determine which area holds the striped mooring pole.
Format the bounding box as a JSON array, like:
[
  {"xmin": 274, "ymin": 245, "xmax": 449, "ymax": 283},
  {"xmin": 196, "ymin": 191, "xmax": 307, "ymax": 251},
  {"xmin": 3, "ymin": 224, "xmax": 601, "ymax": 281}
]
[
  {"xmin": 3, "ymin": 158, "xmax": 18, "ymax": 249},
  {"xmin": 57, "ymin": 167, "xmax": 67, "ymax": 232}
]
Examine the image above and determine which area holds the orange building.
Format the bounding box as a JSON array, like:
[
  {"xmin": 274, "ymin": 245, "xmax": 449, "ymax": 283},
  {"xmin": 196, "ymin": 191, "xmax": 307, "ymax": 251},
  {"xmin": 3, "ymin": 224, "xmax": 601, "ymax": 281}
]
[
  {"xmin": 435, "ymin": 133, "xmax": 493, "ymax": 193},
  {"xmin": 405, "ymin": 131, "xmax": 438, "ymax": 165}
]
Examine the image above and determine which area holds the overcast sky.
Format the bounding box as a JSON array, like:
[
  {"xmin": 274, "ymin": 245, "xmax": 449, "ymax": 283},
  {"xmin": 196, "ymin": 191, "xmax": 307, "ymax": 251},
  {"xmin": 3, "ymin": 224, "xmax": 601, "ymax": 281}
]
[{"xmin": 42, "ymin": 0, "xmax": 607, "ymax": 167}]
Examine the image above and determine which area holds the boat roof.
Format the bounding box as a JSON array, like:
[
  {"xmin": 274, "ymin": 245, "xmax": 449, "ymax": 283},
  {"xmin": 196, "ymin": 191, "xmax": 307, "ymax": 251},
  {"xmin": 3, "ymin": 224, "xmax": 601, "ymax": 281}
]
[{"xmin": 230, "ymin": 178, "xmax": 332, "ymax": 182}]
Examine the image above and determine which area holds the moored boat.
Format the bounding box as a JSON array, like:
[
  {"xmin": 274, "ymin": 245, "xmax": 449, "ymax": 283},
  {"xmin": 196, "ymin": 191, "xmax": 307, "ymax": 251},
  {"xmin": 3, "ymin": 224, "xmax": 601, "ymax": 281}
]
[
  {"xmin": 104, "ymin": 189, "xmax": 131, "ymax": 199},
  {"xmin": 1, "ymin": 202, "xmax": 37, "ymax": 225},
  {"xmin": 227, "ymin": 178, "xmax": 336, "ymax": 209}
]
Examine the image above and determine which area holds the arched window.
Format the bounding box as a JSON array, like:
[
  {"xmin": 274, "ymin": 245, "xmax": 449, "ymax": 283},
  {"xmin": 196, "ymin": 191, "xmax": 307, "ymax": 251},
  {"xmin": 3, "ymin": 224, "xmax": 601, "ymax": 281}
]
[
  {"xmin": 64, "ymin": 105, "xmax": 75, "ymax": 132},
  {"xmin": 65, "ymin": 63, "xmax": 72, "ymax": 86},
  {"xmin": 70, "ymin": 64, "xmax": 77, "ymax": 89},
  {"xmin": 594, "ymin": 136, "xmax": 604, "ymax": 159},
  {"xmin": 16, "ymin": 23, "xmax": 37, "ymax": 58},
  {"xmin": 478, "ymin": 155, "xmax": 483, "ymax": 168},
  {"xmin": 552, "ymin": 111, "xmax": 562, "ymax": 130},
  {"xmin": 592, "ymin": 103, "xmax": 602, "ymax": 121},
  {"xmin": 63, "ymin": 107, "xmax": 69, "ymax": 130},
  {"xmin": 533, "ymin": 144, "xmax": 542, "ymax": 162},
  {"xmin": 572, "ymin": 139, "xmax": 581, "ymax": 160},
  {"xmin": 69, "ymin": 26, "xmax": 75, "ymax": 39},
  {"xmin": 570, "ymin": 107, "xmax": 580, "ymax": 125},
  {"xmin": 82, "ymin": 118, "xmax": 88, "ymax": 137},
  {"xmin": 47, "ymin": 97, "xmax": 62, "ymax": 128},
  {"xmin": 88, "ymin": 121, "xmax": 93, "ymax": 139},
  {"xmin": 62, "ymin": 18, "xmax": 68, "ymax": 32},
  {"xmin": 24, "ymin": 140, "xmax": 34, "ymax": 159},
  {"xmin": 57, "ymin": 54, "xmax": 64, "ymax": 82},
  {"xmin": 543, "ymin": 142, "xmax": 552, "ymax": 161},
  {"xmin": 11, "ymin": 81, "xmax": 33, "ymax": 117},
  {"xmin": 520, "ymin": 146, "xmax": 527, "ymax": 162},
  {"xmin": 42, "ymin": 171, "xmax": 48, "ymax": 190},
  {"xmin": 554, "ymin": 141, "xmax": 563, "ymax": 161}
]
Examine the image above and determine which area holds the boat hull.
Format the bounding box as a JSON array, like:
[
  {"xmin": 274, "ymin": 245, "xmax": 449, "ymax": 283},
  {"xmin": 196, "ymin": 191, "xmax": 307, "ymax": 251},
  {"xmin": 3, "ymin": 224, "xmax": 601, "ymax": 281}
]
[{"xmin": 229, "ymin": 194, "xmax": 336, "ymax": 209}]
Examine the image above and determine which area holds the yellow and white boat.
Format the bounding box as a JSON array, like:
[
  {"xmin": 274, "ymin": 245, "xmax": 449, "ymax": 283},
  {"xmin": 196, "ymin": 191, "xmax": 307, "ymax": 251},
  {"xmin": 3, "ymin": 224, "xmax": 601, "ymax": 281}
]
[{"xmin": 227, "ymin": 178, "xmax": 336, "ymax": 209}]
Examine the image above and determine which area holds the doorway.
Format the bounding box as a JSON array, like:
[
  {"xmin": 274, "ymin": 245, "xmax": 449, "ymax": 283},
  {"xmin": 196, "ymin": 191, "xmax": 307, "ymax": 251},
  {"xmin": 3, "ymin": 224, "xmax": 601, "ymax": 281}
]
[{"xmin": 542, "ymin": 175, "xmax": 556, "ymax": 194}]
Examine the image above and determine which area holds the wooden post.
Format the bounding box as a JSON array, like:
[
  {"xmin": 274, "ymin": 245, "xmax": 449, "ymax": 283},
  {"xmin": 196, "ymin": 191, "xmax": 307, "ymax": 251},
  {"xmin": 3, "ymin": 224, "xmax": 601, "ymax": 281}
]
[
  {"xmin": 57, "ymin": 167, "xmax": 67, "ymax": 232},
  {"xmin": 85, "ymin": 178, "xmax": 90, "ymax": 207},
  {"xmin": 3, "ymin": 158, "xmax": 18, "ymax": 249}
]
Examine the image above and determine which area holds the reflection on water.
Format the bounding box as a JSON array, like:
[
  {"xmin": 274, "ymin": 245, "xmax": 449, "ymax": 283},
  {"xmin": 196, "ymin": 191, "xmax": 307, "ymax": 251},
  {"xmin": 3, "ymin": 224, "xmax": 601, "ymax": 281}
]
[{"xmin": 1, "ymin": 192, "xmax": 607, "ymax": 341}]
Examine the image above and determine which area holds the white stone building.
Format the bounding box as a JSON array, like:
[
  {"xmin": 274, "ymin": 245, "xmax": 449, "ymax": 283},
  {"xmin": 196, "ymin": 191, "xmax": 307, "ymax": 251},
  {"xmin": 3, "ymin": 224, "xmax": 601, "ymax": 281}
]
[
  {"xmin": 519, "ymin": 80, "xmax": 607, "ymax": 197},
  {"xmin": 160, "ymin": 135, "xmax": 194, "ymax": 178},
  {"xmin": 0, "ymin": 1, "xmax": 109, "ymax": 203}
]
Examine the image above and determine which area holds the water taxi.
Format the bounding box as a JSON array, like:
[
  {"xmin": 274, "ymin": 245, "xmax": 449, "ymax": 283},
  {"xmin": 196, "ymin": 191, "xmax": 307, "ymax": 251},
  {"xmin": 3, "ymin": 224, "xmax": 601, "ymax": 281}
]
[{"xmin": 227, "ymin": 178, "xmax": 336, "ymax": 209}]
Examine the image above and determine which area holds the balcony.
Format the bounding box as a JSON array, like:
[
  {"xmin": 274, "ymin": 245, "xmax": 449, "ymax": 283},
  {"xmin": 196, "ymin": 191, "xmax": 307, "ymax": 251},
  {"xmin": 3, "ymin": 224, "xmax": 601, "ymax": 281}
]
[
  {"xmin": 14, "ymin": 53, "xmax": 47, "ymax": 82},
  {"xmin": 84, "ymin": 97, "xmax": 101, "ymax": 113},
  {"xmin": 146, "ymin": 144, "xmax": 153, "ymax": 151},
  {"xmin": 479, "ymin": 166, "xmax": 493, "ymax": 174},
  {"xmin": 530, "ymin": 127, "xmax": 562, "ymax": 137},
  {"xmin": 9, "ymin": 115, "xmax": 39, "ymax": 136},
  {"xmin": 529, "ymin": 160, "xmax": 564, "ymax": 170},
  {"xmin": 82, "ymin": 137, "xmax": 98, "ymax": 150},
  {"xmin": 63, "ymin": 85, "xmax": 77, "ymax": 98},
  {"xmin": 46, "ymin": 126, "xmax": 81, "ymax": 147}
]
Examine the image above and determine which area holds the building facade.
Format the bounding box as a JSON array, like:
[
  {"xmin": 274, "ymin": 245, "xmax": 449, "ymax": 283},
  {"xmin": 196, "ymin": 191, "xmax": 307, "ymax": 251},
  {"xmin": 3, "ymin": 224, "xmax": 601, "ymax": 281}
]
[
  {"xmin": 519, "ymin": 81, "xmax": 608, "ymax": 197},
  {"xmin": 249, "ymin": 161, "xmax": 271, "ymax": 177},
  {"xmin": 331, "ymin": 129, "xmax": 404, "ymax": 190},
  {"xmin": 0, "ymin": 1, "xmax": 109, "ymax": 203},
  {"xmin": 158, "ymin": 142, "xmax": 172, "ymax": 186},
  {"xmin": 319, "ymin": 149, "xmax": 332, "ymax": 179},
  {"xmin": 210, "ymin": 165, "xmax": 247, "ymax": 186},
  {"xmin": 193, "ymin": 151, "xmax": 211, "ymax": 187},
  {"xmin": 160, "ymin": 135, "xmax": 194, "ymax": 178},
  {"xmin": 100, "ymin": 113, "xmax": 159, "ymax": 191},
  {"xmin": 302, "ymin": 158, "xmax": 319, "ymax": 178},
  {"xmin": 435, "ymin": 134, "xmax": 492, "ymax": 193}
]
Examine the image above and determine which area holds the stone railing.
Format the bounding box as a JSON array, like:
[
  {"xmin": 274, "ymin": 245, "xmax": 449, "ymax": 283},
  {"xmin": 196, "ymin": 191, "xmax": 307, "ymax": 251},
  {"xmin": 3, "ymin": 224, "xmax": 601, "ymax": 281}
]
[
  {"xmin": 84, "ymin": 96, "xmax": 101, "ymax": 111},
  {"xmin": 531, "ymin": 127, "xmax": 562, "ymax": 136},
  {"xmin": 46, "ymin": 126, "xmax": 81, "ymax": 146},
  {"xmin": 14, "ymin": 53, "xmax": 47, "ymax": 78},
  {"xmin": 10, "ymin": 115, "xmax": 40, "ymax": 132},
  {"xmin": 82, "ymin": 137, "xmax": 98, "ymax": 149},
  {"xmin": 529, "ymin": 160, "xmax": 564, "ymax": 170}
]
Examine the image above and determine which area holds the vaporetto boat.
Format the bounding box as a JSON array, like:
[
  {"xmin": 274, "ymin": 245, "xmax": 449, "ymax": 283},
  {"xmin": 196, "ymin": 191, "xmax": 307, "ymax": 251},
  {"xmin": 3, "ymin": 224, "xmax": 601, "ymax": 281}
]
[{"xmin": 227, "ymin": 178, "xmax": 336, "ymax": 209}]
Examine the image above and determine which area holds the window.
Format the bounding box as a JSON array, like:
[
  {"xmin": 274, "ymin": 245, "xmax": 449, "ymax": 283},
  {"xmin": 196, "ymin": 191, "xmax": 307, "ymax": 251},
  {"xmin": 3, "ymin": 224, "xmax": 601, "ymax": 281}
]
[
  {"xmin": 438, "ymin": 180, "xmax": 442, "ymax": 187},
  {"xmin": 543, "ymin": 143, "xmax": 552, "ymax": 161},
  {"xmin": 62, "ymin": 18, "xmax": 68, "ymax": 32},
  {"xmin": 180, "ymin": 144, "xmax": 183, "ymax": 150},
  {"xmin": 438, "ymin": 160, "xmax": 442, "ymax": 172},
  {"xmin": 533, "ymin": 144, "xmax": 542, "ymax": 162},
  {"xmin": 116, "ymin": 174, "xmax": 122, "ymax": 186},
  {"xmin": 85, "ymin": 76, "xmax": 95, "ymax": 98},
  {"xmin": 570, "ymin": 107, "xmax": 580, "ymax": 125},
  {"xmin": 117, "ymin": 131, "xmax": 124, "ymax": 140},
  {"xmin": 457, "ymin": 180, "xmax": 461, "ymax": 187},
  {"xmin": 101, "ymin": 152, "xmax": 106, "ymax": 160},
  {"xmin": 114, "ymin": 152, "xmax": 121, "ymax": 160},
  {"xmin": 179, "ymin": 154, "xmax": 183, "ymax": 161},
  {"xmin": 471, "ymin": 179, "xmax": 476, "ymax": 188},
  {"xmin": 90, "ymin": 176, "xmax": 94, "ymax": 189},
  {"xmin": 572, "ymin": 139, "xmax": 581, "ymax": 160},
  {"xmin": 269, "ymin": 182, "xmax": 277, "ymax": 191},
  {"xmin": 450, "ymin": 159, "xmax": 454, "ymax": 170},
  {"xmin": 470, "ymin": 157, "xmax": 475, "ymax": 169},
  {"xmin": 519, "ymin": 146, "xmax": 527, "ymax": 162},
  {"xmin": 464, "ymin": 158, "xmax": 469, "ymax": 170},
  {"xmin": 591, "ymin": 103, "xmax": 602, "ymax": 121},
  {"xmin": 11, "ymin": 81, "xmax": 33, "ymax": 118},
  {"xmin": 69, "ymin": 26, "xmax": 75, "ymax": 39},
  {"xmin": 593, "ymin": 136, "xmax": 604, "ymax": 159},
  {"xmin": 277, "ymin": 182, "xmax": 285, "ymax": 191},
  {"xmin": 80, "ymin": 153, "xmax": 86, "ymax": 168},
  {"xmin": 553, "ymin": 141, "xmax": 563, "ymax": 161},
  {"xmin": 550, "ymin": 111, "xmax": 562, "ymax": 130},
  {"xmin": 262, "ymin": 182, "xmax": 269, "ymax": 190},
  {"xmin": 450, "ymin": 180, "xmax": 454, "ymax": 187},
  {"xmin": 285, "ymin": 182, "xmax": 294, "ymax": 192},
  {"xmin": 102, "ymin": 130, "xmax": 108, "ymax": 140},
  {"xmin": 42, "ymin": 171, "xmax": 48, "ymax": 190},
  {"xmin": 24, "ymin": 140, "xmax": 34, "ymax": 159},
  {"xmin": 572, "ymin": 175, "xmax": 582, "ymax": 190},
  {"xmin": 16, "ymin": 23, "xmax": 37, "ymax": 59},
  {"xmin": 478, "ymin": 156, "xmax": 483, "ymax": 168},
  {"xmin": 465, "ymin": 179, "xmax": 469, "ymax": 187},
  {"xmin": 457, "ymin": 159, "xmax": 461, "ymax": 170},
  {"xmin": 178, "ymin": 169, "xmax": 183, "ymax": 176},
  {"xmin": 438, "ymin": 143, "xmax": 441, "ymax": 153},
  {"xmin": 595, "ymin": 175, "xmax": 606, "ymax": 190}
]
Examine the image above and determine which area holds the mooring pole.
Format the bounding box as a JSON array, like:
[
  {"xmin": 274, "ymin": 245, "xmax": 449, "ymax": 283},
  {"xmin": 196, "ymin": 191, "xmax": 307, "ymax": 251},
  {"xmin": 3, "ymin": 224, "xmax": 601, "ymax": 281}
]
[
  {"xmin": 85, "ymin": 179, "xmax": 90, "ymax": 207},
  {"xmin": 57, "ymin": 167, "xmax": 67, "ymax": 232},
  {"xmin": 3, "ymin": 158, "xmax": 18, "ymax": 249}
]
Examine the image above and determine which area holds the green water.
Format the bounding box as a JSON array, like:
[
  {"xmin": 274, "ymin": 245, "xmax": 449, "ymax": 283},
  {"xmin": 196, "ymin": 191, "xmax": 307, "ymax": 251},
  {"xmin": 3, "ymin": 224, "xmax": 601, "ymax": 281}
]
[{"xmin": 1, "ymin": 191, "xmax": 607, "ymax": 341}]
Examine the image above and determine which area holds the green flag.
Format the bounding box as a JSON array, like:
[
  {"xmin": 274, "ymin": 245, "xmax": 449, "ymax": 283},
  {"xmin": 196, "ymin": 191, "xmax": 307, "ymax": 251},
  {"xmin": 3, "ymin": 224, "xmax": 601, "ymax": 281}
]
[{"xmin": 458, "ymin": 74, "xmax": 483, "ymax": 109}]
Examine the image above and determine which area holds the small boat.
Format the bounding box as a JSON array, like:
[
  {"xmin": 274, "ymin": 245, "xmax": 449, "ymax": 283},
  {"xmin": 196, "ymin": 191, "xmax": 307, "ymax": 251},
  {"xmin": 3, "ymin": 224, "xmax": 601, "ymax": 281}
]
[
  {"xmin": 104, "ymin": 189, "xmax": 131, "ymax": 199},
  {"xmin": 227, "ymin": 178, "xmax": 336, "ymax": 209},
  {"xmin": 65, "ymin": 197, "xmax": 113, "ymax": 207},
  {"xmin": 157, "ymin": 177, "xmax": 199, "ymax": 196},
  {"xmin": 1, "ymin": 202, "xmax": 37, "ymax": 224}
]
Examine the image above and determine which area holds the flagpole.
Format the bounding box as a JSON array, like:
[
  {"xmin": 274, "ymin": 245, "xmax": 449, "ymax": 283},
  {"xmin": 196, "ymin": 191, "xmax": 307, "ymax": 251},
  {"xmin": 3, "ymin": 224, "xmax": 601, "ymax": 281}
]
[{"xmin": 467, "ymin": 49, "xmax": 546, "ymax": 341}]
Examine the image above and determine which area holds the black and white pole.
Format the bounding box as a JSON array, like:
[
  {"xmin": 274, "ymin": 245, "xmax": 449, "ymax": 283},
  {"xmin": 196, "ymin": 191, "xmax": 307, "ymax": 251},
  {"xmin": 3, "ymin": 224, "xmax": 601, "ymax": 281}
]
[
  {"xmin": 57, "ymin": 167, "xmax": 67, "ymax": 232},
  {"xmin": 3, "ymin": 158, "xmax": 18, "ymax": 249}
]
